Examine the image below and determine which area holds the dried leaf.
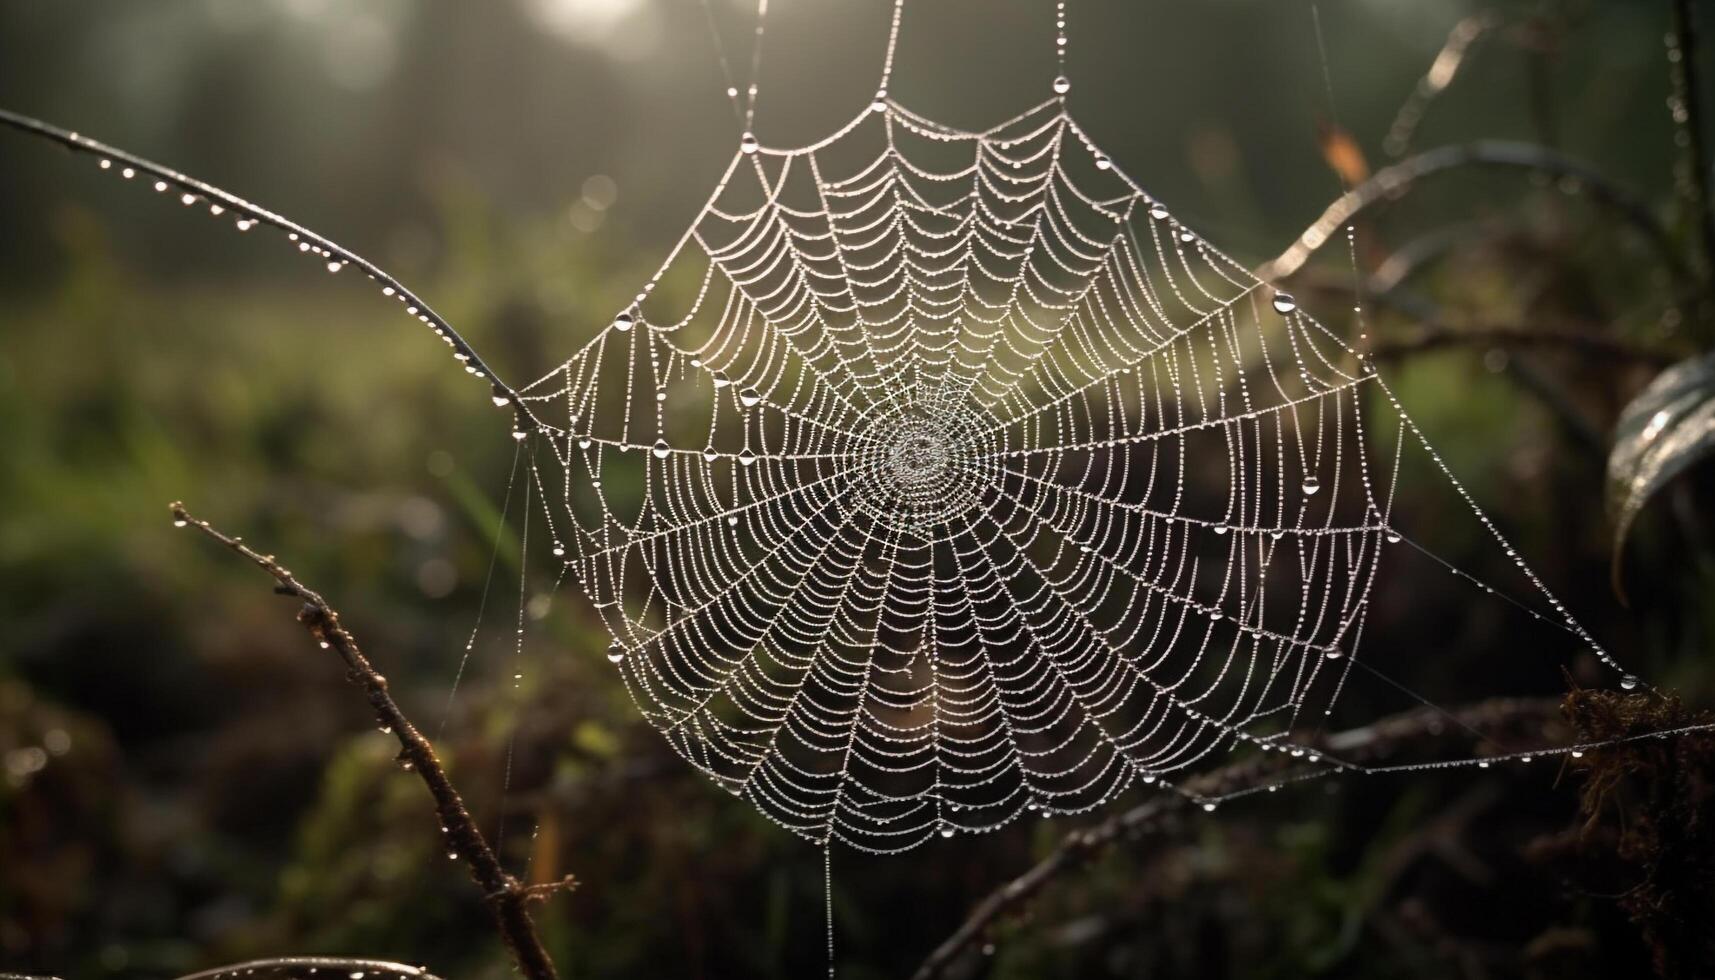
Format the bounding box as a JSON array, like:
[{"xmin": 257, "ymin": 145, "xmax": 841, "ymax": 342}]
[{"xmin": 1317, "ymin": 121, "xmax": 1371, "ymax": 187}]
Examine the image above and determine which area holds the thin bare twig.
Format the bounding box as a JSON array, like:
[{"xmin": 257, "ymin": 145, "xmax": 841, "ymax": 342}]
[
  {"xmin": 173, "ymin": 958, "xmax": 443, "ymax": 980},
  {"xmin": 0, "ymin": 108, "xmax": 541, "ymax": 434},
  {"xmin": 1382, "ymin": 12, "xmax": 1501, "ymax": 157},
  {"xmin": 912, "ymin": 698, "xmax": 1561, "ymax": 980},
  {"xmin": 1364, "ymin": 323, "xmax": 1679, "ymax": 365},
  {"xmin": 169, "ymin": 502, "xmax": 569, "ymax": 980},
  {"xmin": 1257, "ymin": 141, "xmax": 1690, "ymax": 285}
]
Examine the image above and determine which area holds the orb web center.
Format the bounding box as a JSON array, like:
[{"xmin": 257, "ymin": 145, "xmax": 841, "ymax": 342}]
[{"xmin": 850, "ymin": 387, "xmax": 996, "ymax": 537}]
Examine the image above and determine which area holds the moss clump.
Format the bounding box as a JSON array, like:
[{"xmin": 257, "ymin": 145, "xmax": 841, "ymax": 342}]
[{"xmin": 1560, "ymin": 689, "xmax": 1715, "ymax": 979}]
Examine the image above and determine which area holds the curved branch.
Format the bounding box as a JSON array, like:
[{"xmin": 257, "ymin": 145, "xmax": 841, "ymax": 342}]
[
  {"xmin": 169, "ymin": 503, "xmax": 568, "ymax": 980},
  {"xmin": 1366, "ymin": 323, "xmax": 1678, "ymax": 366},
  {"xmin": 912, "ymin": 697, "xmax": 1562, "ymax": 980},
  {"xmin": 1287, "ymin": 271, "xmax": 1683, "ymax": 366},
  {"xmin": 174, "ymin": 958, "xmax": 444, "ymax": 980},
  {"xmin": 0, "ymin": 108, "xmax": 540, "ymax": 431},
  {"xmin": 1257, "ymin": 141, "xmax": 1689, "ymax": 285},
  {"xmin": 1382, "ymin": 13, "xmax": 1502, "ymax": 158}
]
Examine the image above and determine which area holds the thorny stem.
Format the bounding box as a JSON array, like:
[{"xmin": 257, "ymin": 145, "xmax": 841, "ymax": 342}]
[
  {"xmin": 1669, "ymin": 0, "xmax": 1715, "ymax": 313},
  {"xmin": 912, "ymin": 697, "xmax": 1562, "ymax": 980},
  {"xmin": 169, "ymin": 502, "xmax": 569, "ymax": 980}
]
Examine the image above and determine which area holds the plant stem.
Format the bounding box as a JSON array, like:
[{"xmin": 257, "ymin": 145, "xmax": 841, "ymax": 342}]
[
  {"xmin": 1364, "ymin": 322, "xmax": 1679, "ymax": 365},
  {"xmin": 169, "ymin": 502, "xmax": 566, "ymax": 980},
  {"xmin": 1670, "ymin": 0, "xmax": 1715, "ymax": 301}
]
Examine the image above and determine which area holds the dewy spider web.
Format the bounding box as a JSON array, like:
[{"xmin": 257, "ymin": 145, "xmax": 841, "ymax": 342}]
[
  {"xmin": 511, "ymin": 86, "xmax": 1639, "ymax": 854},
  {"xmin": 3, "ymin": 0, "xmax": 1711, "ymax": 956}
]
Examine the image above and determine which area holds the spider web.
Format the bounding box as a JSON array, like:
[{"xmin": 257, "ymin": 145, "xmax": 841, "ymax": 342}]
[
  {"xmin": 3, "ymin": 8, "xmax": 1713, "ymax": 973},
  {"xmin": 511, "ymin": 94, "xmax": 1616, "ymax": 854},
  {"xmin": 0, "ymin": 6, "xmax": 1666, "ymax": 865}
]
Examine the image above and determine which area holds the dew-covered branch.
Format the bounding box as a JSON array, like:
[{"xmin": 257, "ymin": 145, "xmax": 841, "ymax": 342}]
[
  {"xmin": 172, "ymin": 957, "xmax": 445, "ymax": 980},
  {"xmin": 912, "ymin": 697, "xmax": 1563, "ymax": 980},
  {"xmin": 0, "ymin": 108, "xmax": 540, "ymax": 434},
  {"xmin": 167, "ymin": 502, "xmax": 569, "ymax": 980}
]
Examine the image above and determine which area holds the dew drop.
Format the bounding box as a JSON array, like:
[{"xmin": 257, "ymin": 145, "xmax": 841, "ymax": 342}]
[
  {"xmin": 1094, "ymin": 153, "xmax": 1111, "ymax": 170},
  {"xmin": 577, "ymin": 437, "xmax": 592, "ymax": 449},
  {"xmin": 1620, "ymin": 674, "xmax": 1639, "ymax": 690},
  {"xmin": 711, "ymin": 371, "xmax": 731, "ymax": 389},
  {"xmin": 871, "ymin": 90, "xmax": 888, "ymax": 113},
  {"xmin": 702, "ymin": 448, "xmax": 719, "ymax": 463},
  {"xmin": 740, "ymin": 132, "xmax": 759, "ymax": 154},
  {"xmin": 1202, "ymin": 802, "xmax": 1216, "ymax": 813},
  {"xmin": 180, "ymin": 193, "xmax": 197, "ymax": 206},
  {"xmin": 1148, "ymin": 202, "xmax": 1170, "ymax": 220},
  {"xmin": 1385, "ymin": 530, "xmax": 1402, "ymax": 544},
  {"xmin": 235, "ymin": 218, "xmax": 255, "ymax": 231},
  {"xmin": 492, "ymin": 394, "xmax": 511, "ymax": 408},
  {"xmin": 1052, "ymin": 75, "xmax": 1070, "ymax": 95},
  {"xmin": 208, "ymin": 203, "xmax": 224, "ymax": 216},
  {"xmin": 1301, "ymin": 475, "xmax": 1321, "ymax": 496},
  {"xmin": 512, "ymin": 429, "xmax": 528, "ymax": 442},
  {"xmin": 326, "ymin": 260, "xmax": 342, "ymax": 273},
  {"xmin": 739, "ymin": 387, "xmax": 761, "ymax": 408},
  {"xmin": 653, "ymin": 439, "xmax": 671, "ymax": 459},
  {"xmin": 552, "ymin": 543, "xmax": 566, "ymax": 558},
  {"xmin": 607, "ymin": 644, "xmax": 626, "ymax": 664},
  {"xmin": 1272, "ymin": 292, "xmax": 1298, "ymax": 315},
  {"xmin": 173, "ymin": 518, "xmax": 188, "ymax": 528},
  {"xmin": 613, "ymin": 311, "xmax": 634, "ymax": 332},
  {"xmin": 1213, "ymin": 524, "xmax": 1229, "ymax": 535},
  {"xmin": 738, "ymin": 448, "xmax": 757, "ymax": 466},
  {"xmin": 121, "ymin": 167, "xmax": 136, "ymax": 179},
  {"xmin": 939, "ymin": 827, "xmax": 954, "ymax": 838},
  {"xmin": 98, "ymin": 158, "xmax": 112, "ymax": 170}
]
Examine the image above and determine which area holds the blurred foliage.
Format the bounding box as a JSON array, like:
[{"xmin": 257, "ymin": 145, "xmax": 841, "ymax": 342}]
[
  {"xmin": 1608, "ymin": 352, "xmax": 1715, "ymax": 586},
  {"xmin": 1, "ymin": 0, "xmax": 1714, "ymax": 978}
]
